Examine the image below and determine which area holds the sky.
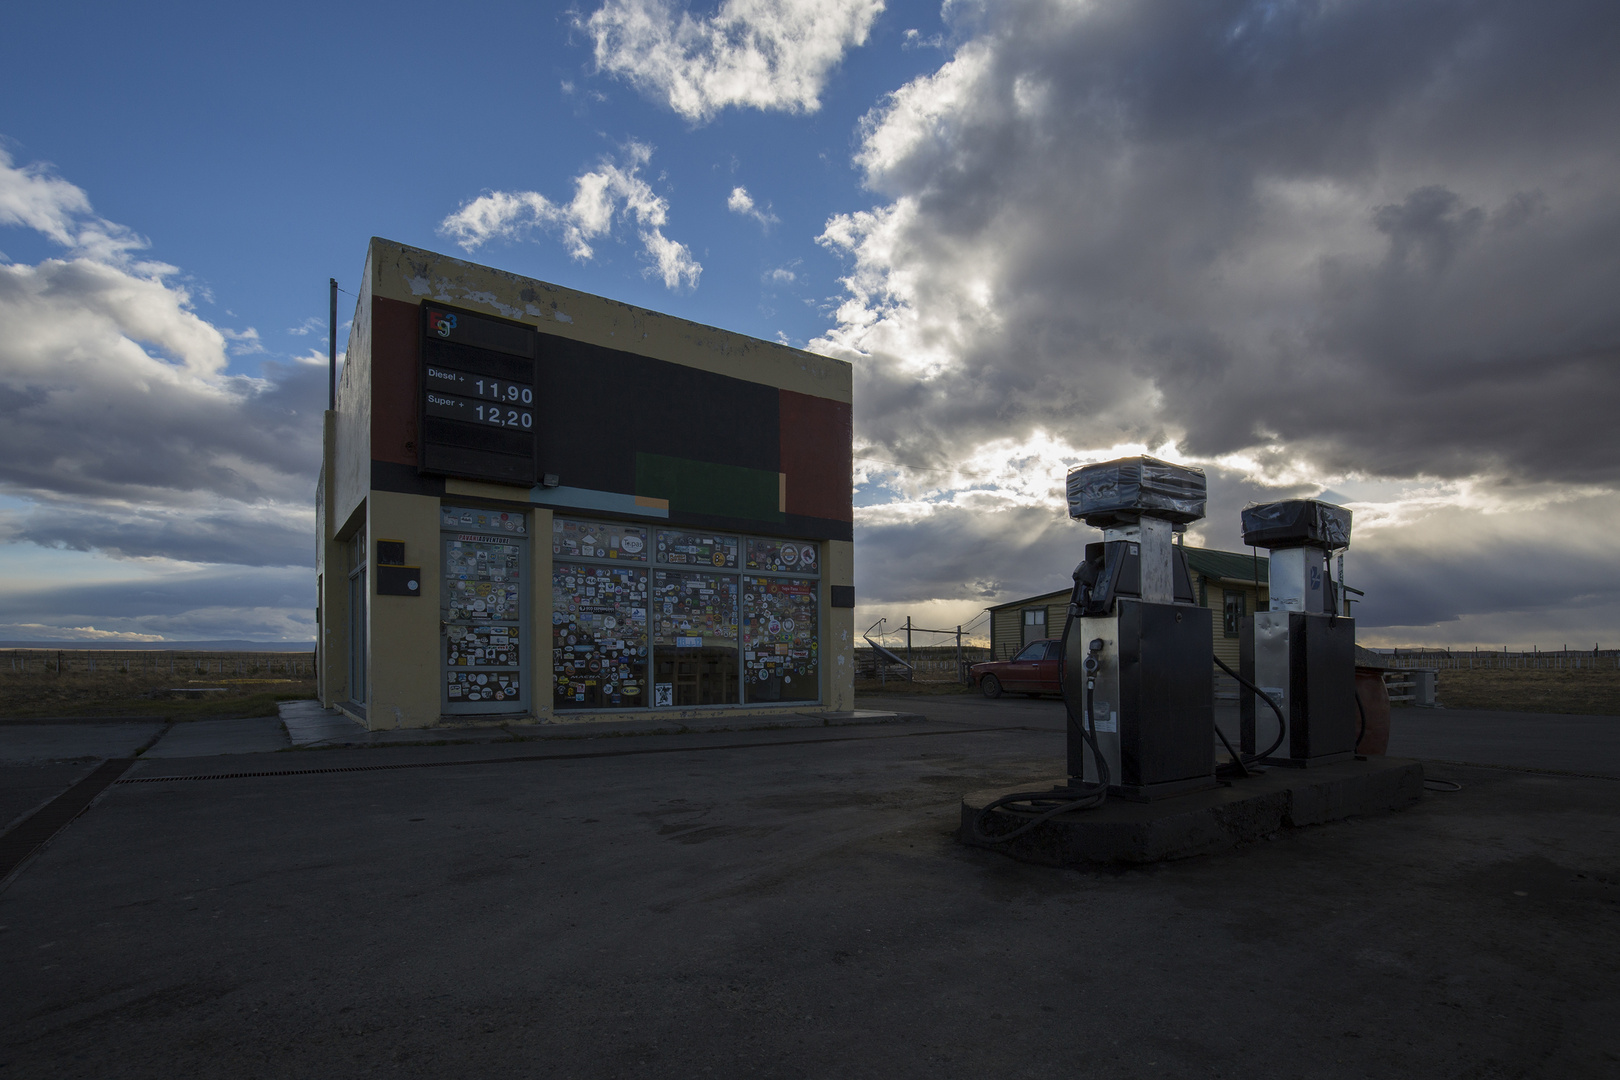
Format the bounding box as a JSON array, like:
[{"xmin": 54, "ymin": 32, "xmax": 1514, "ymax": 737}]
[{"xmin": 0, "ymin": 0, "xmax": 1616, "ymax": 650}]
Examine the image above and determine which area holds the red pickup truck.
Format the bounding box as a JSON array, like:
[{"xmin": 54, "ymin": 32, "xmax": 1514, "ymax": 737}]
[{"xmin": 971, "ymin": 638, "xmax": 1063, "ymax": 698}]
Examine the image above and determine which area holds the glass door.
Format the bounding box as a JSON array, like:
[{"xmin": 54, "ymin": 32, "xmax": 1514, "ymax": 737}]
[{"xmin": 441, "ymin": 506, "xmax": 529, "ymax": 714}]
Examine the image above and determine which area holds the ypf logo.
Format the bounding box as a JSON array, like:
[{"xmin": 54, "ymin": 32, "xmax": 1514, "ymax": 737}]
[{"xmin": 430, "ymin": 310, "xmax": 457, "ymax": 338}]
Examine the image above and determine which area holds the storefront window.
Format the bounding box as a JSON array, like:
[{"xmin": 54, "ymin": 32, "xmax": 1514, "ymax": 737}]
[
  {"xmin": 746, "ymin": 538, "xmax": 818, "ymax": 574},
  {"xmin": 655, "ymin": 529, "xmax": 739, "ymax": 569},
  {"xmin": 550, "ymin": 516, "xmax": 820, "ymax": 711},
  {"xmin": 443, "ymin": 527, "xmax": 525, "ymax": 710},
  {"xmin": 552, "ymin": 563, "xmax": 648, "ymax": 710},
  {"xmin": 553, "ymin": 516, "xmax": 647, "ymax": 561},
  {"xmin": 741, "ymin": 576, "xmax": 819, "ymax": 703},
  {"xmin": 652, "ymin": 570, "xmax": 739, "ymax": 706}
]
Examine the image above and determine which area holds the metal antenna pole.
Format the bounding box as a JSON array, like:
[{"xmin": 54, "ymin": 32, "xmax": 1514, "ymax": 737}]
[{"xmin": 328, "ymin": 278, "xmax": 338, "ymax": 411}]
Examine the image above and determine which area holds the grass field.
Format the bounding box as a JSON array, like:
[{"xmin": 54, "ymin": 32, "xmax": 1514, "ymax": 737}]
[
  {"xmin": 1423, "ymin": 666, "xmax": 1620, "ymax": 716},
  {"xmin": 0, "ymin": 650, "xmax": 317, "ymax": 721}
]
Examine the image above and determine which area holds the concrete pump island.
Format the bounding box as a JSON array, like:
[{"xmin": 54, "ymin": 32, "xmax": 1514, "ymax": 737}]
[
  {"xmin": 962, "ymin": 456, "xmax": 1424, "ymax": 865},
  {"xmin": 316, "ymin": 238, "xmax": 859, "ymax": 731}
]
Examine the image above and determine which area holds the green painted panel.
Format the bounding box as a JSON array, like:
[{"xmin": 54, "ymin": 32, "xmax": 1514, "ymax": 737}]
[{"xmin": 636, "ymin": 453, "xmax": 784, "ymax": 523}]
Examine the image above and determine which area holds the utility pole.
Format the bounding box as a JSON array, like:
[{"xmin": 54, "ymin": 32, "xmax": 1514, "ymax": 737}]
[
  {"xmin": 328, "ymin": 278, "xmax": 338, "ymax": 411},
  {"xmin": 955, "ymin": 624, "xmax": 963, "ymax": 684},
  {"xmin": 905, "ymin": 616, "xmax": 913, "ymax": 673}
]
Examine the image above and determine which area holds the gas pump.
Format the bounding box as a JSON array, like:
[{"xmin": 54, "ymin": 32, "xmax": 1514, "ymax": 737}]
[
  {"xmin": 1061, "ymin": 456, "xmax": 1216, "ymax": 800},
  {"xmin": 1239, "ymin": 499, "xmax": 1357, "ymax": 766}
]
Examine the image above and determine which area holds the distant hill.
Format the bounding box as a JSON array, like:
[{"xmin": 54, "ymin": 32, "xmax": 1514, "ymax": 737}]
[{"xmin": 0, "ymin": 640, "xmax": 316, "ymax": 652}]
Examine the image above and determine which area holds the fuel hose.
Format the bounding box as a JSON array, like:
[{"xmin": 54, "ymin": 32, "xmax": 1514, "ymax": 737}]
[
  {"xmin": 1212, "ymin": 654, "xmax": 1287, "ymax": 764},
  {"xmin": 969, "ymin": 603, "xmax": 1110, "ymax": 844}
]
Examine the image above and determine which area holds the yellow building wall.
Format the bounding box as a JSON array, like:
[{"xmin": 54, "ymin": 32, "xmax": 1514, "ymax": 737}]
[
  {"xmin": 362, "ymin": 490, "xmax": 443, "ymax": 729},
  {"xmin": 991, "ymin": 608, "xmax": 1018, "ymax": 659},
  {"xmin": 825, "ymin": 539, "xmax": 855, "ymax": 712}
]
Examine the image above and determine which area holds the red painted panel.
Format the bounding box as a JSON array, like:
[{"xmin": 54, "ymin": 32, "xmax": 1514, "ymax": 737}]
[
  {"xmin": 372, "ymin": 296, "xmax": 419, "ymax": 466},
  {"xmin": 779, "ymin": 389, "xmax": 852, "ymax": 523}
]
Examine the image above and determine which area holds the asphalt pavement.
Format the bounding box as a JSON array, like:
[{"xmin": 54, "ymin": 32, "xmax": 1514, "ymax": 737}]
[
  {"xmin": 860, "ymin": 692, "xmax": 1620, "ymax": 778},
  {"xmin": 0, "ymin": 698, "xmax": 1616, "ymax": 1078}
]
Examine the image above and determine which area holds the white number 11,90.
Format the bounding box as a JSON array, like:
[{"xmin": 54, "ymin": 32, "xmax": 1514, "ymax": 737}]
[{"xmin": 474, "ymin": 379, "xmax": 533, "ymax": 405}]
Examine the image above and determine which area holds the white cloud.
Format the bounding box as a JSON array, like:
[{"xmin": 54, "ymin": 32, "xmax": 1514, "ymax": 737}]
[
  {"xmin": 221, "ymin": 326, "xmax": 265, "ymax": 354},
  {"xmin": 0, "ymin": 148, "xmax": 325, "ymax": 640},
  {"xmin": 287, "ymin": 316, "xmax": 324, "ymax": 336},
  {"xmin": 0, "ymin": 146, "xmax": 159, "ymax": 270},
  {"xmin": 0, "ymin": 623, "xmax": 166, "ymax": 642},
  {"xmin": 439, "ymin": 143, "xmax": 701, "ymax": 290},
  {"xmin": 583, "ymin": 0, "xmax": 885, "ymax": 122},
  {"xmin": 728, "ymin": 185, "xmax": 779, "ymax": 228},
  {"xmin": 768, "ymin": 266, "xmax": 796, "ymax": 283}
]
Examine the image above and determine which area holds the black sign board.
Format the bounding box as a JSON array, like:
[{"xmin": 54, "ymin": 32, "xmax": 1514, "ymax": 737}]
[{"xmin": 419, "ymin": 303, "xmax": 538, "ymax": 485}]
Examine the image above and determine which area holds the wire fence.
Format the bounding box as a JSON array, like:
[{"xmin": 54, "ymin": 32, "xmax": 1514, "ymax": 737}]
[
  {"xmin": 1375, "ymin": 648, "xmax": 1618, "ymax": 671},
  {"xmin": 854, "ymin": 645, "xmax": 992, "ymax": 683},
  {"xmin": 3, "ymin": 649, "xmax": 316, "ymax": 678}
]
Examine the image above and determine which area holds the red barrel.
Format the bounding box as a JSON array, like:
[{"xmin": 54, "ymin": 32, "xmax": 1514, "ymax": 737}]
[{"xmin": 1354, "ymin": 666, "xmax": 1392, "ymax": 755}]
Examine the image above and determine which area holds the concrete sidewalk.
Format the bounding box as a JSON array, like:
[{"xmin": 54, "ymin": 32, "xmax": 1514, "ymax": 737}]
[
  {"xmin": 141, "ymin": 716, "xmax": 289, "ymax": 758},
  {"xmin": 277, "ymin": 698, "xmax": 926, "ymax": 749}
]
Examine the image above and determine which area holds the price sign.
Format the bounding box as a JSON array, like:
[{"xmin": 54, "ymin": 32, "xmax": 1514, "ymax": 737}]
[
  {"xmin": 419, "ymin": 303, "xmax": 539, "ymax": 485},
  {"xmin": 424, "ymin": 391, "xmax": 535, "ymax": 430}
]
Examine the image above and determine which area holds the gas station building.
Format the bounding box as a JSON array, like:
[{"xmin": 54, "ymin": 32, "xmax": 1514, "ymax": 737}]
[{"xmin": 316, "ymin": 238, "xmax": 855, "ymax": 729}]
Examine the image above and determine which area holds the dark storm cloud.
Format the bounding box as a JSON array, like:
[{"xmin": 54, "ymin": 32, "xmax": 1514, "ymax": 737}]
[
  {"xmin": 821, "ymin": 0, "xmax": 1620, "ymax": 485},
  {"xmin": 1354, "ymin": 540, "xmax": 1620, "ymax": 631},
  {"xmin": 0, "ymin": 260, "xmax": 325, "ymax": 506},
  {"xmin": 4, "ymin": 502, "xmax": 313, "ymax": 568},
  {"xmin": 0, "ymin": 566, "xmax": 312, "ymax": 623}
]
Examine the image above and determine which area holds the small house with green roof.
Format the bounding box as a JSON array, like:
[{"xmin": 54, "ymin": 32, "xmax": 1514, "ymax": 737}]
[{"xmin": 986, "ymin": 546, "xmax": 1270, "ymax": 680}]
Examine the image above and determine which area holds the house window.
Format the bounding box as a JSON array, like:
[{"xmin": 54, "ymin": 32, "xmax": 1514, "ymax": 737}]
[
  {"xmin": 1022, "ymin": 608, "xmax": 1047, "ymax": 646},
  {"xmin": 1223, "ymin": 591, "xmax": 1246, "ymax": 638}
]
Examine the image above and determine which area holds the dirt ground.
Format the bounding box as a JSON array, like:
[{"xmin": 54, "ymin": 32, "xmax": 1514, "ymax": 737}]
[
  {"xmin": 1429, "ymin": 666, "xmax": 1620, "ymax": 715},
  {"xmin": 0, "ymin": 651, "xmax": 316, "ymax": 721}
]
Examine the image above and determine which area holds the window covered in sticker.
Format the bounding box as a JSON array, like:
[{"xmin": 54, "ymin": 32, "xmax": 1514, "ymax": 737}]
[
  {"xmin": 442, "ymin": 528, "xmax": 526, "ymax": 710},
  {"xmin": 553, "ymin": 517, "xmax": 648, "ymax": 561},
  {"xmin": 655, "ymin": 529, "xmax": 739, "ymax": 569},
  {"xmin": 552, "ymin": 563, "xmax": 648, "ymax": 710},
  {"xmin": 651, "ymin": 570, "xmax": 739, "ymax": 706},
  {"xmin": 745, "ymin": 538, "xmax": 818, "ymax": 574},
  {"xmin": 741, "ymin": 576, "xmax": 818, "ymax": 703}
]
